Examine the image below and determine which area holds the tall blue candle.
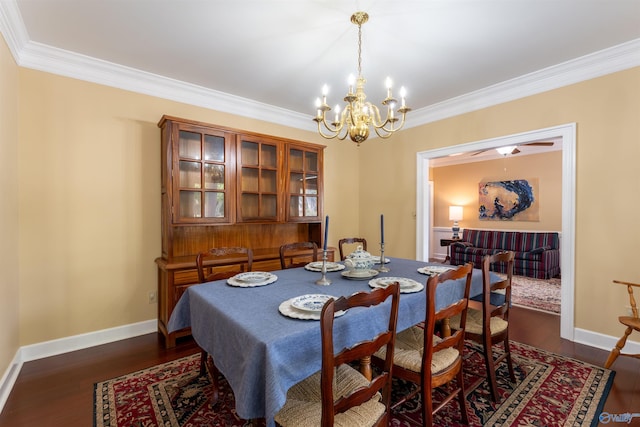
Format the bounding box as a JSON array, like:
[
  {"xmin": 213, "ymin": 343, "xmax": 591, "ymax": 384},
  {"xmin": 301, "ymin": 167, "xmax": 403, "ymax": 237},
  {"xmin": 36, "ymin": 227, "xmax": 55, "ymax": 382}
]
[
  {"xmin": 323, "ymin": 215, "xmax": 329, "ymax": 251},
  {"xmin": 380, "ymin": 214, "xmax": 384, "ymax": 245}
]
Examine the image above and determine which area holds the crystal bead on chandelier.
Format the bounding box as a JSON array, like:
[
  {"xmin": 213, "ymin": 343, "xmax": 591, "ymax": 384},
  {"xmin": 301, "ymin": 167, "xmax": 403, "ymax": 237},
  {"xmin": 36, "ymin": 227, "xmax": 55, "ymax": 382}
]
[{"xmin": 314, "ymin": 11, "xmax": 411, "ymax": 145}]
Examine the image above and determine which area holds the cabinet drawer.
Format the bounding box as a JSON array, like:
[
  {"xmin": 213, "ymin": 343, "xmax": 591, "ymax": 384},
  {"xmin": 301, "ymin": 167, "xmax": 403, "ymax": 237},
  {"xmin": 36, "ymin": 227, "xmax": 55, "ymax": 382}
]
[{"xmin": 175, "ymin": 269, "xmax": 199, "ymax": 285}]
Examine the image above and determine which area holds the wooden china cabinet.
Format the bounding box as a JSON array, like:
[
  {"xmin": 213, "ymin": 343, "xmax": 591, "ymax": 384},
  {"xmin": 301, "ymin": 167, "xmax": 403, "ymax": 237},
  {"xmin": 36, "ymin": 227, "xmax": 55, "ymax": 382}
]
[{"xmin": 155, "ymin": 116, "xmax": 330, "ymax": 347}]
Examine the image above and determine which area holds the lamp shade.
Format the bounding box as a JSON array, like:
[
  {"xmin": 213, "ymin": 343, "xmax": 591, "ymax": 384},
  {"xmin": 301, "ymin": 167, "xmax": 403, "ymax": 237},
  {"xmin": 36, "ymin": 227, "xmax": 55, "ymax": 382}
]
[{"xmin": 449, "ymin": 206, "xmax": 463, "ymax": 221}]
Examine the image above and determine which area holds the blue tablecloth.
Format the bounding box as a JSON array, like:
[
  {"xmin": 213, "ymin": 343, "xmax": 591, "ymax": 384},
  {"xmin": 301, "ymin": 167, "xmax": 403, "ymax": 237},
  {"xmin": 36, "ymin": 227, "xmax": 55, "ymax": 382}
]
[{"xmin": 168, "ymin": 258, "xmax": 494, "ymax": 425}]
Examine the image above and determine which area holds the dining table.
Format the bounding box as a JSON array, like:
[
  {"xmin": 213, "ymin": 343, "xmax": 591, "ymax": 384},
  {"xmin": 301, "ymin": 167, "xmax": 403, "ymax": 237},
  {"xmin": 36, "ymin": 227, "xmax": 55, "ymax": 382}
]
[{"xmin": 167, "ymin": 257, "xmax": 498, "ymax": 426}]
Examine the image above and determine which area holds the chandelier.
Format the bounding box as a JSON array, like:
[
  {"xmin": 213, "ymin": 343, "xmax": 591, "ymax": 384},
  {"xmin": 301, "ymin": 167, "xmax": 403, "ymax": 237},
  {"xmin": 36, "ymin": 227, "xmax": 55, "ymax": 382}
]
[{"xmin": 314, "ymin": 11, "xmax": 411, "ymax": 145}]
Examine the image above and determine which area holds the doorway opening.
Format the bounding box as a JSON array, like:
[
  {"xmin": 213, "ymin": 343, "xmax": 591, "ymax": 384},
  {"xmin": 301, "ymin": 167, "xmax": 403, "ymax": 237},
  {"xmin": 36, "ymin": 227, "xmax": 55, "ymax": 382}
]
[{"xmin": 415, "ymin": 123, "xmax": 576, "ymax": 340}]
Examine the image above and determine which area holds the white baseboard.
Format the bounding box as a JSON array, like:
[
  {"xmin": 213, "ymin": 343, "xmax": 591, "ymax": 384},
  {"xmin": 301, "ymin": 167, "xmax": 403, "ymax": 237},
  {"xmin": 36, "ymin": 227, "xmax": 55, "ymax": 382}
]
[
  {"xmin": 0, "ymin": 351, "xmax": 22, "ymax": 417},
  {"xmin": 574, "ymin": 327, "xmax": 640, "ymax": 359},
  {"xmin": 0, "ymin": 319, "xmax": 157, "ymax": 415},
  {"xmin": 19, "ymin": 319, "xmax": 157, "ymax": 362}
]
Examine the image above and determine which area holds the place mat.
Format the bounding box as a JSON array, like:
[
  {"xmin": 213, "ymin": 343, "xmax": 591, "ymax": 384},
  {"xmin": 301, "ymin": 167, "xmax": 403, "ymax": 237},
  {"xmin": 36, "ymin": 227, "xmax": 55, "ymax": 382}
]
[
  {"xmin": 417, "ymin": 265, "xmax": 455, "ymax": 276},
  {"xmin": 368, "ymin": 276, "xmax": 423, "ymax": 294},
  {"xmin": 226, "ymin": 272, "xmax": 277, "ymax": 287}
]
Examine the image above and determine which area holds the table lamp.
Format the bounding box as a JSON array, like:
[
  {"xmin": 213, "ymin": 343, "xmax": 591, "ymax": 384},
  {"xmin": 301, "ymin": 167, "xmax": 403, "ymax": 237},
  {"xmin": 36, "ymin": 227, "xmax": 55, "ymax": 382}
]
[{"xmin": 449, "ymin": 206, "xmax": 463, "ymax": 239}]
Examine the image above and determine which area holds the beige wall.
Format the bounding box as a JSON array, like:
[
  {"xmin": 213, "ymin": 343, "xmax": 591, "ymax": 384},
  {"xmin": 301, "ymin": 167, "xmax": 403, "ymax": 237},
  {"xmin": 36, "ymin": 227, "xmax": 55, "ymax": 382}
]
[
  {"xmin": 358, "ymin": 67, "xmax": 640, "ymax": 338},
  {"xmin": 0, "ymin": 37, "xmax": 20, "ymax": 375},
  {"xmin": 16, "ymin": 68, "xmax": 359, "ymax": 345},
  {"xmin": 2, "ymin": 24, "xmax": 639, "ymax": 374},
  {"xmin": 431, "ymin": 151, "xmax": 563, "ymax": 231}
]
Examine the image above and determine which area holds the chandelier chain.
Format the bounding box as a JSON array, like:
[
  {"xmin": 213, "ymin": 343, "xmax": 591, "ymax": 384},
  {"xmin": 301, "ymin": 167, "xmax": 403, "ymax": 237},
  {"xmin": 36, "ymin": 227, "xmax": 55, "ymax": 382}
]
[{"xmin": 357, "ymin": 22, "xmax": 362, "ymax": 77}]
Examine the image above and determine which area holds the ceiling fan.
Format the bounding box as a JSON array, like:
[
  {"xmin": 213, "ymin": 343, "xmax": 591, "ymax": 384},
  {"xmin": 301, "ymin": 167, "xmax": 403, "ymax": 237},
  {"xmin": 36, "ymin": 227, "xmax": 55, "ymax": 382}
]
[{"xmin": 472, "ymin": 141, "xmax": 554, "ymax": 156}]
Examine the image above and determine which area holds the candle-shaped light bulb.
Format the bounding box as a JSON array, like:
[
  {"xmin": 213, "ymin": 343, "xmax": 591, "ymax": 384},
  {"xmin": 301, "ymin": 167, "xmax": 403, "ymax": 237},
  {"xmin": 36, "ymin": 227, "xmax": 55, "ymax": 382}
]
[
  {"xmin": 315, "ymin": 97, "xmax": 322, "ymax": 119},
  {"xmin": 348, "ymin": 74, "xmax": 355, "ymax": 93},
  {"xmin": 334, "ymin": 104, "xmax": 340, "ymax": 123},
  {"xmin": 385, "ymin": 76, "xmax": 393, "ymax": 98},
  {"xmin": 322, "ymin": 84, "xmax": 328, "ymax": 104},
  {"xmin": 400, "ymin": 86, "xmax": 407, "ymax": 107}
]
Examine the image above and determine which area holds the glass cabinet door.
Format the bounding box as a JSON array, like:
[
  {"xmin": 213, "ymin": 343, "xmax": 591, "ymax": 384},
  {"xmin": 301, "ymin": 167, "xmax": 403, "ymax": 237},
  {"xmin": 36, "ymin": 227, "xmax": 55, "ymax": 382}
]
[
  {"xmin": 237, "ymin": 136, "xmax": 281, "ymax": 221},
  {"xmin": 174, "ymin": 128, "xmax": 232, "ymax": 223},
  {"xmin": 287, "ymin": 146, "xmax": 322, "ymax": 221}
]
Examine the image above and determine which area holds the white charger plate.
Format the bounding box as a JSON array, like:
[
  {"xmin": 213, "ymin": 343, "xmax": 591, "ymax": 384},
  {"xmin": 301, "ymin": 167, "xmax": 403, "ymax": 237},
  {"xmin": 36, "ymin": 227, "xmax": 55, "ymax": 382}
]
[
  {"xmin": 227, "ymin": 272, "xmax": 278, "ymax": 287},
  {"xmin": 304, "ymin": 261, "xmax": 345, "ymax": 272},
  {"xmin": 417, "ymin": 266, "xmax": 454, "ymax": 276},
  {"xmin": 279, "ymin": 296, "xmax": 346, "ymax": 320},
  {"xmin": 291, "ymin": 294, "xmax": 333, "ymax": 312},
  {"xmin": 368, "ymin": 277, "xmax": 424, "ymax": 294},
  {"xmin": 341, "ymin": 269, "xmax": 379, "ymax": 280}
]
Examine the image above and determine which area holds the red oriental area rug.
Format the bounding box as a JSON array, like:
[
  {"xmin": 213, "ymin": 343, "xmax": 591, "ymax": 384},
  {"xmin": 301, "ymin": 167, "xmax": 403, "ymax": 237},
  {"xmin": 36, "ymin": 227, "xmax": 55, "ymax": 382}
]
[{"xmin": 94, "ymin": 341, "xmax": 613, "ymax": 427}]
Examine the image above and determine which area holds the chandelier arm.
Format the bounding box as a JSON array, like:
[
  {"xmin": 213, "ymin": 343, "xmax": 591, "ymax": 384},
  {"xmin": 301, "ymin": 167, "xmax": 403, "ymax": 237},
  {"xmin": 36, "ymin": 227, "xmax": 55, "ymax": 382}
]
[
  {"xmin": 373, "ymin": 129, "xmax": 394, "ymax": 139},
  {"xmin": 316, "ymin": 120, "xmax": 347, "ymax": 140},
  {"xmin": 345, "ymin": 100, "xmax": 357, "ymax": 130},
  {"xmin": 320, "ymin": 114, "xmax": 345, "ymax": 134},
  {"xmin": 367, "ymin": 104, "xmax": 386, "ymax": 128},
  {"xmin": 378, "ymin": 113, "xmax": 408, "ymax": 134}
]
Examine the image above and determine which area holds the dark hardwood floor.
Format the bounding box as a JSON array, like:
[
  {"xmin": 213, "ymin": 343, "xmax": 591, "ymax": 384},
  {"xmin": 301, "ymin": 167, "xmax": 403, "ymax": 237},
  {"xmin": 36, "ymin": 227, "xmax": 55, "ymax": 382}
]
[{"xmin": 0, "ymin": 307, "xmax": 637, "ymax": 426}]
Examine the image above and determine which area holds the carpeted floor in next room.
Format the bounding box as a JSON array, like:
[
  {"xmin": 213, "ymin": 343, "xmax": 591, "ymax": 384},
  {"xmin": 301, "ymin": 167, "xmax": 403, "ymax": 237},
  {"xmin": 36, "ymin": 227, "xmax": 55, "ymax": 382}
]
[{"xmin": 500, "ymin": 274, "xmax": 561, "ymax": 314}]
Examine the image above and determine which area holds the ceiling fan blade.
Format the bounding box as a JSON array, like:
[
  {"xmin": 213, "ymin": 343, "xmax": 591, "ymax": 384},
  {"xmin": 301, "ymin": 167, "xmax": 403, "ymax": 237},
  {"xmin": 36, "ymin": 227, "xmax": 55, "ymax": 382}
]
[
  {"xmin": 470, "ymin": 149, "xmax": 490, "ymax": 156},
  {"xmin": 511, "ymin": 147, "xmax": 521, "ymax": 154},
  {"xmin": 524, "ymin": 142, "xmax": 554, "ymax": 146}
]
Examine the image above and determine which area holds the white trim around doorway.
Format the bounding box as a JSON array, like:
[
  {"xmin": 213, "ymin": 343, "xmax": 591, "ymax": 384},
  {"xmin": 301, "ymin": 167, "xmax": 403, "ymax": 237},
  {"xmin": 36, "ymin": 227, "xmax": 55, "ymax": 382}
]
[{"xmin": 416, "ymin": 123, "xmax": 576, "ymax": 341}]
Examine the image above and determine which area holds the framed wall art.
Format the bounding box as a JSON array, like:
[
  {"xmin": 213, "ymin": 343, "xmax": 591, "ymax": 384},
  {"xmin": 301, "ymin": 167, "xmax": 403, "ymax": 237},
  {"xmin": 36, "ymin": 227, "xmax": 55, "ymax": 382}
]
[{"xmin": 478, "ymin": 178, "xmax": 539, "ymax": 221}]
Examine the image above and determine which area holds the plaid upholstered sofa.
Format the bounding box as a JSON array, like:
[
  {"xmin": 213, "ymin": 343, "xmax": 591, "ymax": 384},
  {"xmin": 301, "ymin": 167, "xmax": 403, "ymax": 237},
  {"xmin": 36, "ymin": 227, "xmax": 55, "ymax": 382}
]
[{"xmin": 450, "ymin": 229, "xmax": 560, "ymax": 279}]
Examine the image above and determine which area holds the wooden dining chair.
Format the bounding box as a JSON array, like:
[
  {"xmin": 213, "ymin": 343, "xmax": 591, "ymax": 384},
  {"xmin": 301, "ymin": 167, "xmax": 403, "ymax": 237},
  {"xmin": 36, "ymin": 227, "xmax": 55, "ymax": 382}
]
[
  {"xmin": 373, "ymin": 263, "xmax": 473, "ymax": 426},
  {"xmin": 604, "ymin": 280, "xmax": 640, "ymax": 368},
  {"xmin": 338, "ymin": 237, "xmax": 368, "ymax": 260},
  {"xmin": 195, "ymin": 246, "xmax": 253, "ymax": 283},
  {"xmin": 279, "ymin": 241, "xmax": 318, "ymax": 269},
  {"xmin": 275, "ymin": 284, "xmax": 401, "ymax": 427},
  {"xmin": 194, "ymin": 246, "xmax": 253, "ymax": 403},
  {"xmin": 450, "ymin": 251, "xmax": 516, "ymax": 402}
]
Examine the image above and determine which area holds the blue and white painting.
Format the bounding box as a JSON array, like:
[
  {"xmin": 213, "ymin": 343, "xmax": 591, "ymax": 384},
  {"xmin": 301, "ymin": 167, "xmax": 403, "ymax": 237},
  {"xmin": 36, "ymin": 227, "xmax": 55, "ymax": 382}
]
[{"xmin": 478, "ymin": 179, "xmax": 539, "ymax": 221}]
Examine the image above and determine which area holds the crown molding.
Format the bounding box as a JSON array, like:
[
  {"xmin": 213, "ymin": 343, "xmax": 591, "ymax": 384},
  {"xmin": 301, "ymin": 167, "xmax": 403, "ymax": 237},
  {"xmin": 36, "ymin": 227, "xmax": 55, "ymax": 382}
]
[
  {"xmin": 1, "ymin": 1, "xmax": 639, "ymax": 132},
  {"xmin": 408, "ymin": 38, "xmax": 640, "ymax": 128}
]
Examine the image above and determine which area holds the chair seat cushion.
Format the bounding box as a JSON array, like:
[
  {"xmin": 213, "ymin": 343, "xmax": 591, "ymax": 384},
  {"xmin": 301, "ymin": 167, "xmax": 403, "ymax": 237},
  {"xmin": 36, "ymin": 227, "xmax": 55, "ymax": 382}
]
[
  {"xmin": 274, "ymin": 364, "xmax": 385, "ymax": 427},
  {"xmin": 450, "ymin": 308, "xmax": 509, "ymax": 335},
  {"xmin": 374, "ymin": 325, "xmax": 459, "ymax": 374}
]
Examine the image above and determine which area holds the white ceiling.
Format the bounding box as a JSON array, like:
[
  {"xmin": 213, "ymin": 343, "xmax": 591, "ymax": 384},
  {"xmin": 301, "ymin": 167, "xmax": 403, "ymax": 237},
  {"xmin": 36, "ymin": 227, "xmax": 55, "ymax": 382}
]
[{"xmin": 2, "ymin": 0, "xmax": 640, "ymax": 136}]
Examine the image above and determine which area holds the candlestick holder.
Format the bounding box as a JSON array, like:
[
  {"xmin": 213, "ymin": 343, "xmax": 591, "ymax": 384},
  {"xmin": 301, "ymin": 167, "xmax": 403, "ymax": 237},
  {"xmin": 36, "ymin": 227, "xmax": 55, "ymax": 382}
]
[
  {"xmin": 378, "ymin": 242, "xmax": 390, "ymax": 272},
  {"xmin": 315, "ymin": 250, "xmax": 332, "ymax": 285}
]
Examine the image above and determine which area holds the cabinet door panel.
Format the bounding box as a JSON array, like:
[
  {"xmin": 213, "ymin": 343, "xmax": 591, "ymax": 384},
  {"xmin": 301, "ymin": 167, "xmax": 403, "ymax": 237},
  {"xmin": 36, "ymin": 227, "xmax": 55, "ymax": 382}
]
[
  {"xmin": 237, "ymin": 136, "xmax": 281, "ymax": 222},
  {"xmin": 171, "ymin": 125, "xmax": 235, "ymax": 224},
  {"xmin": 286, "ymin": 145, "xmax": 323, "ymax": 222}
]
